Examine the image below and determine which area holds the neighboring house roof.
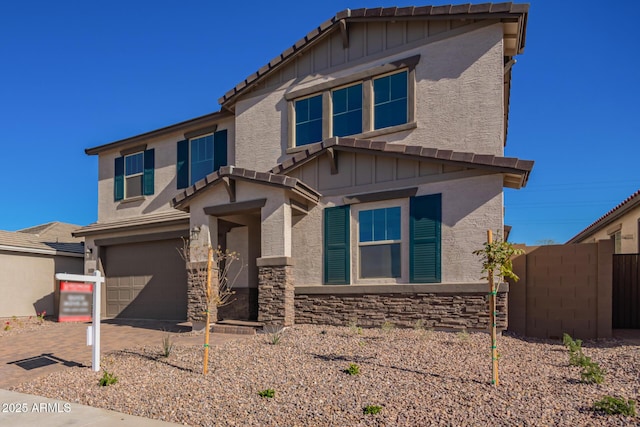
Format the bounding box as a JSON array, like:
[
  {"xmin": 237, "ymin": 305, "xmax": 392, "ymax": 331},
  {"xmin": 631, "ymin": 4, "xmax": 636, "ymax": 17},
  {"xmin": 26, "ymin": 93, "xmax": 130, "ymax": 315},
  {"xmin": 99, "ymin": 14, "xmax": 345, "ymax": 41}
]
[
  {"xmin": 172, "ymin": 166, "xmax": 322, "ymax": 210},
  {"xmin": 84, "ymin": 110, "xmax": 232, "ymax": 156},
  {"xmin": 271, "ymin": 137, "xmax": 534, "ymax": 189},
  {"xmin": 567, "ymin": 189, "xmax": 640, "ymax": 243},
  {"xmin": 73, "ymin": 211, "xmax": 190, "ymax": 237},
  {"xmin": 0, "ymin": 222, "xmax": 84, "ymax": 256},
  {"xmin": 218, "ymin": 2, "xmax": 529, "ymax": 108}
]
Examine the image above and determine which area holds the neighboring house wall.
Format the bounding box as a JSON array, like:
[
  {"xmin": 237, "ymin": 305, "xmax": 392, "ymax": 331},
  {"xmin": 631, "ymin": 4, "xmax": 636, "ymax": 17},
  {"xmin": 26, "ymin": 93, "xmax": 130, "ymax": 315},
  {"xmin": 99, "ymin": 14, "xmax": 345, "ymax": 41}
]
[
  {"xmin": 0, "ymin": 251, "xmax": 83, "ymax": 318},
  {"xmin": 234, "ymin": 22, "xmax": 505, "ymax": 172},
  {"xmin": 507, "ymin": 240, "xmax": 614, "ymax": 340},
  {"xmin": 574, "ymin": 204, "xmax": 640, "ymax": 254}
]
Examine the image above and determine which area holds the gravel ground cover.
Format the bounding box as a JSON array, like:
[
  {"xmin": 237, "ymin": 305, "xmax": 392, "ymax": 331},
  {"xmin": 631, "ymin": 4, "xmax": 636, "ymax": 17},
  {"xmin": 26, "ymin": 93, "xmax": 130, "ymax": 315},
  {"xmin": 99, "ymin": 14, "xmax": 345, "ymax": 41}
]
[
  {"xmin": 0, "ymin": 316, "xmax": 55, "ymax": 336},
  {"xmin": 12, "ymin": 324, "xmax": 640, "ymax": 426}
]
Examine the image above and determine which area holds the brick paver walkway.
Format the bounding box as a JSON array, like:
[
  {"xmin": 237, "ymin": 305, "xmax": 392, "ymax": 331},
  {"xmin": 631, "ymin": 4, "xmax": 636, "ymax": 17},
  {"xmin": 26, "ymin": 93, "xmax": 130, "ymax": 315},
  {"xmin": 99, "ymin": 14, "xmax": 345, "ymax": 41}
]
[{"xmin": 0, "ymin": 319, "xmax": 247, "ymax": 388}]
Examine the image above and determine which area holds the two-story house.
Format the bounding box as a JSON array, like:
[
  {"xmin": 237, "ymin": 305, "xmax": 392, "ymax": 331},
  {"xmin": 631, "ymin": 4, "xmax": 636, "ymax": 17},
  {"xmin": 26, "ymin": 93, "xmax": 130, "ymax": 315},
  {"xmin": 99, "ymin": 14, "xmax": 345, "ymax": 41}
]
[{"xmin": 75, "ymin": 3, "xmax": 533, "ymax": 330}]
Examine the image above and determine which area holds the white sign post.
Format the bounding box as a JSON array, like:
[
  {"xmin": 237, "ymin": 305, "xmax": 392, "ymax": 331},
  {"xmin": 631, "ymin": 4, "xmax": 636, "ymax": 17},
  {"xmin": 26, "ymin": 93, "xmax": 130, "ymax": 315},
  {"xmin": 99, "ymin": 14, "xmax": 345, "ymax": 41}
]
[{"xmin": 55, "ymin": 271, "xmax": 104, "ymax": 372}]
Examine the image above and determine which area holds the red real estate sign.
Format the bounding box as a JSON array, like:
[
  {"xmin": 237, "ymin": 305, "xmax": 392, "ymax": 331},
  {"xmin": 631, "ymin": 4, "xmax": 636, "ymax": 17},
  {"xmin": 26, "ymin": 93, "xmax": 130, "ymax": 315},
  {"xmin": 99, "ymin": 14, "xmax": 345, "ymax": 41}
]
[{"xmin": 58, "ymin": 281, "xmax": 93, "ymax": 322}]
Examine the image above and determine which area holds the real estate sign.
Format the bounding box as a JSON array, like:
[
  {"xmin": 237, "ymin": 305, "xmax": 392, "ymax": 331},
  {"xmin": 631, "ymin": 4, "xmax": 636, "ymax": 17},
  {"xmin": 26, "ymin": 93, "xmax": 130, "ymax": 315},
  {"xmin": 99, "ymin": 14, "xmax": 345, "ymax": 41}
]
[{"xmin": 58, "ymin": 281, "xmax": 93, "ymax": 322}]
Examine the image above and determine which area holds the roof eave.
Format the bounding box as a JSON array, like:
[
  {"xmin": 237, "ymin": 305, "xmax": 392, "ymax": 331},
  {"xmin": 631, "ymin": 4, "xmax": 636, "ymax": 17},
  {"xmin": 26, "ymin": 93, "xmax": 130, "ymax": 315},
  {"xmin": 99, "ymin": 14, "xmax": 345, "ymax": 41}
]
[{"xmin": 85, "ymin": 110, "xmax": 232, "ymax": 156}]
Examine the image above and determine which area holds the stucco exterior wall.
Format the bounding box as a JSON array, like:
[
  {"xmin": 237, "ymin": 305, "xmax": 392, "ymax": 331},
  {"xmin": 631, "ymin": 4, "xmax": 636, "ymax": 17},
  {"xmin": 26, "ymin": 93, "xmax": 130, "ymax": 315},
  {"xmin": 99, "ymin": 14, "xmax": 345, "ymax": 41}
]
[
  {"xmin": 292, "ymin": 173, "xmax": 503, "ymax": 285},
  {"xmin": 97, "ymin": 117, "xmax": 235, "ymax": 223},
  {"xmin": 576, "ymin": 204, "xmax": 640, "ymax": 254},
  {"xmin": 234, "ymin": 23, "xmax": 505, "ymax": 172},
  {"xmin": 0, "ymin": 251, "xmax": 83, "ymax": 317}
]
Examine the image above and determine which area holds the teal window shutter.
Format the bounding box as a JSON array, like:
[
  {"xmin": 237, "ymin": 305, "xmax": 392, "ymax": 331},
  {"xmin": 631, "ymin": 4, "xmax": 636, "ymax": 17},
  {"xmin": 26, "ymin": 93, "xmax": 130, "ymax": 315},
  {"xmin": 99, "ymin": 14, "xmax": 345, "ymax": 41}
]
[
  {"xmin": 176, "ymin": 140, "xmax": 189, "ymax": 189},
  {"xmin": 213, "ymin": 129, "xmax": 228, "ymax": 171},
  {"xmin": 143, "ymin": 149, "xmax": 155, "ymax": 196},
  {"xmin": 410, "ymin": 194, "xmax": 441, "ymax": 283},
  {"xmin": 114, "ymin": 156, "xmax": 124, "ymax": 201},
  {"xmin": 324, "ymin": 205, "xmax": 350, "ymax": 285}
]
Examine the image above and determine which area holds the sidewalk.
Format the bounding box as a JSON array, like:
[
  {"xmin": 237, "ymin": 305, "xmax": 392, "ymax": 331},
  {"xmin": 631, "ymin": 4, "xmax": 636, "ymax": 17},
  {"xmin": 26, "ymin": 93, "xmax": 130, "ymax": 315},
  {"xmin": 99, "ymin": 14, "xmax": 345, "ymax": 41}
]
[{"xmin": 0, "ymin": 389, "xmax": 184, "ymax": 426}]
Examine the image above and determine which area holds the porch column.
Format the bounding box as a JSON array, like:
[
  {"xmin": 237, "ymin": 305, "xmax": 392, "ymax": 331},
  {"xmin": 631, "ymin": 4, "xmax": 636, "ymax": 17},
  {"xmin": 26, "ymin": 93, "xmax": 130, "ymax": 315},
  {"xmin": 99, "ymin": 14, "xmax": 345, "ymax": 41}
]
[{"xmin": 257, "ymin": 196, "xmax": 294, "ymax": 326}]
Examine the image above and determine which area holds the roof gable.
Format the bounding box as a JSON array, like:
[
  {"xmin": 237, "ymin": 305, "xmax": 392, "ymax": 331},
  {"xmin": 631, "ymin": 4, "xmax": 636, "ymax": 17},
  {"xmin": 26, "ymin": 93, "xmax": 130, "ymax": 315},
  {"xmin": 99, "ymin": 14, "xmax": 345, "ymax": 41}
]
[{"xmin": 219, "ymin": 2, "xmax": 528, "ymax": 108}]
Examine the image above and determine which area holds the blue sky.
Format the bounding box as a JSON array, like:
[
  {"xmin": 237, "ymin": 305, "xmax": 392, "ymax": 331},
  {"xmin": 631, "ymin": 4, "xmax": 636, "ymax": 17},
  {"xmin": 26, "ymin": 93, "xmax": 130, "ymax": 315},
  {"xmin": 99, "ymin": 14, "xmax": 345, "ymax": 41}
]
[{"xmin": 1, "ymin": 1, "xmax": 638, "ymax": 245}]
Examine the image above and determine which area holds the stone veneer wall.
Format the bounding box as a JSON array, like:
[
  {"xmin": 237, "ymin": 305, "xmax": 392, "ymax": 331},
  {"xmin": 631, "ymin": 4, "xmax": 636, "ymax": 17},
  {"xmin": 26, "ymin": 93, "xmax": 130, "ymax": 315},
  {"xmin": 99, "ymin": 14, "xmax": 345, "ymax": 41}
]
[
  {"xmin": 187, "ymin": 261, "xmax": 218, "ymax": 323},
  {"xmin": 218, "ymin": 288, "xmax": 258, "ymax": 321},
  {"xmin": 257, "ymin": 264, "xmax": 294, "ymax": 326},
  {"xmin": 294, "ymin": 285, "xmax": 508, "ymax": 330}
]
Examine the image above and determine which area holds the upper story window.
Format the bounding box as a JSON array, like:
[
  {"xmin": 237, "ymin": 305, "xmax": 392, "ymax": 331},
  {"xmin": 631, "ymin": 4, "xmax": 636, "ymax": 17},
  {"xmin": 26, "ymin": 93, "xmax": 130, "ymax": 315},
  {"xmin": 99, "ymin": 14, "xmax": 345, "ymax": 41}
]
[
  {"xmin": 332, "ymin": 83, "xmax": 362, "ymax": 137},
  {"xmin": 190, "ymin": 134, "xmax": 215, "ymax": 185},
  {"xmin": 124, "ymin": 152, "xmax": 144, "ymax": 198},
  {"xmin": 177, "ymin": 129, "xmax": 228, "ymax": 189},
  {"xmin": 373, "ymin": 71, "xmax": 408, "ymax": 130},
  {"xmin": 114, "ymin": 148, "xmax": 155, "ymax": 202},
  {"xmin": 295, "ymin": 95, "xmax": 323, "ymax": 146},
  {"xmin": 286, "ymin": 55, "xmax": 418, "ymax": 149}
]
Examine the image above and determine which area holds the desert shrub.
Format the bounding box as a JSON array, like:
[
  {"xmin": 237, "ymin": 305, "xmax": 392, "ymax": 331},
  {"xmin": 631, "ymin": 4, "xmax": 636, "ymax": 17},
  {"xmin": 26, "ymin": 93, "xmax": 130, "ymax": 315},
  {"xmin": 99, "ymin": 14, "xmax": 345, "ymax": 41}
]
[
  {"xmin": 344, "ymin": 363, "xmax": 360, "ymax": 375},
  {"xmin": 593, "ymin": 396, "xmax": 636, "ymax": 416},
  {"xmin": 258, "ymin": 389, "xmax": 275, "ymax": 398},
  {"xmin": 580, "ymin": 357, "xmax": 605, "ymax": 384},
  {"xmin": 98, "ymin": 370, "xmax": 118, "ymax": 387},
  {"xmin": 363, "ymin": 405, "xmax": 382, "ymax": 415}
]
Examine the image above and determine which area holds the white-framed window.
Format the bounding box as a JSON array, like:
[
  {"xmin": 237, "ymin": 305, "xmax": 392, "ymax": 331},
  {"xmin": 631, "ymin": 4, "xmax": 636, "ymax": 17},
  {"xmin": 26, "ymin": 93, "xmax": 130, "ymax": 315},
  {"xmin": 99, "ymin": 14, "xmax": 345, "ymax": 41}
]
[
  {"xmin": 190, "ymin": 133, "xmax": 215, "ymax": 185},
  {"xmin": 287, "ymin": 56, "xmax": 419, "ymax": 149},
  {"xmin": 351, "ymin": 199, "xmax": 409, "ymax": 283},
  {"xmin": 124, "ymin": 151, "xmax": 144, "ymax": 198}
]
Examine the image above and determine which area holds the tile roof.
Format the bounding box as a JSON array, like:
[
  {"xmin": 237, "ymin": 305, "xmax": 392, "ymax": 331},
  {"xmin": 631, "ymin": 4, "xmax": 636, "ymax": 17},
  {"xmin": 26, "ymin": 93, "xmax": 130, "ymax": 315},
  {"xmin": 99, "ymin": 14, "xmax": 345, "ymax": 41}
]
[
  {"xmin": 271, "ymin": 137, "xmax": 534, "ymax": 188},
  {"xmin": 0, "ymin": 222, "xmax": 84, "ymax": 256},
  {"xmin": 172, "ymin": 166, "xmax": 321, "ymax": 210},
  {"xmin": 567, "ymin": 189, "xmax": 640, "ymax": 243},
  {"xmin": 219, "ymin": 2, "xmax": 529, "ymax": 107},
  {"xmin": 73, "ymin": 211, "xmax": 190, "ymax": 237}
]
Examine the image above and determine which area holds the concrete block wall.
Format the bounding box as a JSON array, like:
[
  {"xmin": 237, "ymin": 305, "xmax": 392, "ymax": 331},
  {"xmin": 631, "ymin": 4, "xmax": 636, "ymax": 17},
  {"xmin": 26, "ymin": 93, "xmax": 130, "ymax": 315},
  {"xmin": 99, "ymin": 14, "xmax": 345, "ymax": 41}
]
[{"xmin": 508, "ymin": 240, "xmax": 614, "ymax": 340}]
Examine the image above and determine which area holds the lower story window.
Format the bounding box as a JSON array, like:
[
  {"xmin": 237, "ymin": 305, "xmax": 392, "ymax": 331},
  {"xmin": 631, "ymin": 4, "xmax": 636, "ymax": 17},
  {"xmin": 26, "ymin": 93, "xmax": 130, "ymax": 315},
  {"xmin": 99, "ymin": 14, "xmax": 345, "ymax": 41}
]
[
  {"xmin": 359, "ymin": 207, "xmax": 401, "ymax": 278},
  {"xmin": 323, "ymin": 194, "xmax": 441, "ymax": 285}
]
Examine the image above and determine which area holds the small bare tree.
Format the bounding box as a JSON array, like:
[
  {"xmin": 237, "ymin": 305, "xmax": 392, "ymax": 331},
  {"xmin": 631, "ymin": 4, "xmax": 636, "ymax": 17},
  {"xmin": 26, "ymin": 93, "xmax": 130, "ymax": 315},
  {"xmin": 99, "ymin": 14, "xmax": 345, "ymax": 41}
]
[
  {"xmin": 473, "ymin": 230, "xmax": 524, "ymax": 386},
  {"xmin": 180, "ymin": 239, "xmax": 242, "ymax": 374}
]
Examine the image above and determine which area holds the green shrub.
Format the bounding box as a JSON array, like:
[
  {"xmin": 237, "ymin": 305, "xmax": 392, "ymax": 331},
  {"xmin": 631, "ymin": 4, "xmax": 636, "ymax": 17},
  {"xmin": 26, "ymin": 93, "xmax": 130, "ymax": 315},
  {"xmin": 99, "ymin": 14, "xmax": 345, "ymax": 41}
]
[
  {"xmin": 593, "ymin": 396, "xmax": 636, "ymax": 416},
  {"xmin": 563, "ymin": 333, "xmax": 586, "ymax": 366},
  {"xmin": 258, "ymin": 389, "xmax": 275, "ymax": 398},
  {"xmin": 457, "ymin": 328, "xmax": 470, "ymax": 342},
  {"xmin": 344, "ymin": 363, "xmax": 360, "ymax": 375},
  {"xmin": 98, "ymin": 370, "xmax": 118, "ymax": 387},
  {"xmin": 380, "ymin": 321, "xmax": 395, "ymax": 333},
  {"xmin": 348, "ymin": 320, "xmax": 363, "ymax": 335},
  {"xmin": 161, "ymin": 334, "xmax": 174, "ymax": 357},
  {"xmin": 363, "ymin": 405, "xmax": 382, "ymax": 415},
  {"xmin": 581, "ymin": 357, "xmax": 605, "ymax": 384}
]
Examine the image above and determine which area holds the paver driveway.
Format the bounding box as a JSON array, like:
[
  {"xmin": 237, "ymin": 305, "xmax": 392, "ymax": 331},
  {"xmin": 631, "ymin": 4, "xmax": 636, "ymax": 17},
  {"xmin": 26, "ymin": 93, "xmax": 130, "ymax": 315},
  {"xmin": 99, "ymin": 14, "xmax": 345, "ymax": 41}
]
[{"xmin": 0, "ymin": 319, "xmax": 246, "ymax": 389}]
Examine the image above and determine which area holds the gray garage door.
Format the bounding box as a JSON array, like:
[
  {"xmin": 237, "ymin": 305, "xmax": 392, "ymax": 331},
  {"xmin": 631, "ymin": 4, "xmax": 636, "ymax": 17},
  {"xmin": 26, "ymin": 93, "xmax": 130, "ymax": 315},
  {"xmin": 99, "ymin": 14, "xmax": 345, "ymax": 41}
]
[{"xmin": 103, "ymin": 239, "xmax": 187, "ymax": 320}]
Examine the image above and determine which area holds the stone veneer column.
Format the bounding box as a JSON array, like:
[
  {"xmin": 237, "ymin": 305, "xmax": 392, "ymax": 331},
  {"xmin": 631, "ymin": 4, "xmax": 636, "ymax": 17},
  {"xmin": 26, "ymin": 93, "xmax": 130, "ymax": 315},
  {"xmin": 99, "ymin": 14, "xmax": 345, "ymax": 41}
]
[
  {"xmin": 187, "ymin": 261, "xmax": 219, "ymax": 331},
  {"xmin": 256, "ymin": 257, "xmax": 294, "ymax": 326}
]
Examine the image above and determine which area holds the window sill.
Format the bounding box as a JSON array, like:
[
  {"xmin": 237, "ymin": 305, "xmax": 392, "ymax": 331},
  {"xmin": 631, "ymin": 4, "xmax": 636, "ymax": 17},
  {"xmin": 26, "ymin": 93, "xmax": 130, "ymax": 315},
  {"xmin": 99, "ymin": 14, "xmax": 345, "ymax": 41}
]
[
  {"xmin": 286, "ymin": 121, "xmax": 417, "ymax": 154},
  {"xmin": 118, "ymin": 196, "xmax": 146, "ymax": 205}
]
